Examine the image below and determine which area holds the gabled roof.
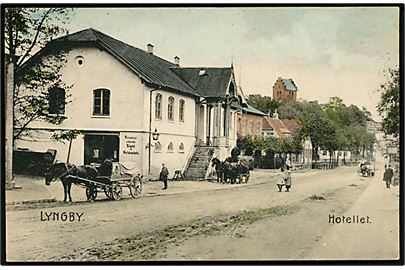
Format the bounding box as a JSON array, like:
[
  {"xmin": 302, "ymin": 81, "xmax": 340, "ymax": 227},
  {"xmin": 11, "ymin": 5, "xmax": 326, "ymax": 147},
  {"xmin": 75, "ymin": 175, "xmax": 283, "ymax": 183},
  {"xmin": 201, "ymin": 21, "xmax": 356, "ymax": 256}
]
[
  {"xmin": 244, "ymin": 104, "xmax": 267, "ymax": 116},
  {"xmin": 171, "ymin": 67, "xmax": 233, "ymax": 98},
  {"xmin": 276, "ymin": 78, "xmax": 298, "ymax": 91},
  {"xmin": 263, "ymin": 117, "xmax": 292, "ymax": 137},
  {"xmin": 26, "ymin": 28, "xmax": 200, "ymax": 97},
  {"xmin": 281, "ymin": 119, "xmax": 302, "ymax": 135},
  {"xmin": 230, "ymin": 102, "xmax": 266, "ymax": 116}
]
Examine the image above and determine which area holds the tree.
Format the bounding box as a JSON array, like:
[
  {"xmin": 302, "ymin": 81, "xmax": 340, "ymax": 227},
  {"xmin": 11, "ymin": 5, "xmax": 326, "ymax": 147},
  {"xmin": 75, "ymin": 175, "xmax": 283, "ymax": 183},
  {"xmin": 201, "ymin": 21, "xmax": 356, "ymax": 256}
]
[
  {"xmin": 377, "ymin": 67, "xmax": 400, "ymax": 137},
  {"xmin": 5, "ymin": 7, "xmax": 73, "ymax": 141},
  {"xmin": 247, "ymin": 94, "xmax": 280, "ymax": 114}
]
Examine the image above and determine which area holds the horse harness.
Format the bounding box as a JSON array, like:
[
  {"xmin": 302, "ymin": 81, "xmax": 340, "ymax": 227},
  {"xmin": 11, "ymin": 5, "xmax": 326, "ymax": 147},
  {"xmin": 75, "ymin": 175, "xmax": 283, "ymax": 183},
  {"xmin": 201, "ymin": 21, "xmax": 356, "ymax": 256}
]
[{"xmin": 53, "ymin": 164, "xmax": 78, "ymax": 181}]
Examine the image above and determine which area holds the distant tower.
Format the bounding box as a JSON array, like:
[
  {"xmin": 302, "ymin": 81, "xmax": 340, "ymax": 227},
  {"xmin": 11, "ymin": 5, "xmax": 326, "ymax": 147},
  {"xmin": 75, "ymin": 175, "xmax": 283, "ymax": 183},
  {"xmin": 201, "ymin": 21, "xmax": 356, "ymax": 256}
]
[{"xmin": 272, "ymin": 77, "xmax": 298, "ymax": 102}]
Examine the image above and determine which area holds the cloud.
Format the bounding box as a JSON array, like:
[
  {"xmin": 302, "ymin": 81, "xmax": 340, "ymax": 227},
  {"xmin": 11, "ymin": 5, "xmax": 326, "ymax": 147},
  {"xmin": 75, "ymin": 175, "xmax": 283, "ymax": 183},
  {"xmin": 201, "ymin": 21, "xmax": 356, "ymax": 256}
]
[{"xmin": 65, "ymin": 7, "xmax": 399, "ymax": 119}]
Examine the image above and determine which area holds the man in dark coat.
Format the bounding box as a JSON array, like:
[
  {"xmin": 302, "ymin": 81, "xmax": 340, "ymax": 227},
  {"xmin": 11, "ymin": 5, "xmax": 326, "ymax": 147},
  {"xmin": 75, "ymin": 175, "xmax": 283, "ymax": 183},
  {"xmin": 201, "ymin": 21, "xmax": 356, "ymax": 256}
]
[
  {"xmin": 160, "ymin": 163, "xmax": 169, "ymax": 190},
  {"xmin": 230, "ymin": 147, "xmax": 241, "ymax": 162},
  {"xmin": 383, "ymin": 165, "xmax": 394, "ymax": 189}
]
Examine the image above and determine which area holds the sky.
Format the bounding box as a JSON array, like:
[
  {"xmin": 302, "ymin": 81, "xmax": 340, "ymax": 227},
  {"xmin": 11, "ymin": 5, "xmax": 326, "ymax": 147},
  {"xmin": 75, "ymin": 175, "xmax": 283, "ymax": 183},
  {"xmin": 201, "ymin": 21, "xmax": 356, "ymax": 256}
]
[{"xmin": 65, "ymin": 7, "xmax": 399, "ymax": 119}]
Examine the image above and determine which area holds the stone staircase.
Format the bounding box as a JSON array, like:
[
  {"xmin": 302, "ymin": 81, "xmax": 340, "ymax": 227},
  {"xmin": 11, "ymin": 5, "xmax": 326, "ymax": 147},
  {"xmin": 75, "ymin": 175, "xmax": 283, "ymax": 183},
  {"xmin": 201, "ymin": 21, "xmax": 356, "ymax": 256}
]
[{"xmin": 183, "ymin": 146, "xmax": 214, "ymax": 180}]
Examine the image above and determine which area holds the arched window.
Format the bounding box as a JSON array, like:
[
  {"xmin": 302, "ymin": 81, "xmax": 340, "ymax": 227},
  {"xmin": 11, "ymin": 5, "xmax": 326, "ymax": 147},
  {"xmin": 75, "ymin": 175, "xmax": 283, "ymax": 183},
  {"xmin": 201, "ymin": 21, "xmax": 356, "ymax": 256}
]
[
  {"xmin": 48, "ymin": 87, "xmax": 65, "ymax": 115},
  {"xmin": 168, "ymin": 96, "xmax": 174, "ymax": 121},
  {"xmin": 154, "ymin": 142, "xmax": 162, "ymax": 152},
  {"xmin": 167, "ymin": 142, "xmax": 174, "ymax": 152},
  {"xmin": 179, "ymin": 99, "xmax": 185, "ymax": 122},
  {"xmin": 93, "ymin": 89, "xmax": 110, "ymax": 116},
  {"xmin": 155, "ymin": 93, "xmax": 162, "ymax": 119},
  {"xmin": 179, "ymin": 143, "xmax": 185, "ymax": 153}
]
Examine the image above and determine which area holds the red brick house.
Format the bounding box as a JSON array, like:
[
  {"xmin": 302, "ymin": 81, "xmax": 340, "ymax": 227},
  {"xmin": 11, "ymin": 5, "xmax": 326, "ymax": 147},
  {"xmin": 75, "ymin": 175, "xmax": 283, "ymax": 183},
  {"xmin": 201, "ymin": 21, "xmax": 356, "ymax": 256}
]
[
  {"xmin": 234, "ymin": 104, "xmax": 266, "ymax": 137},
  {"xmin": 272, "ymin": 77, "xmax": 298, "ymax": 102}
]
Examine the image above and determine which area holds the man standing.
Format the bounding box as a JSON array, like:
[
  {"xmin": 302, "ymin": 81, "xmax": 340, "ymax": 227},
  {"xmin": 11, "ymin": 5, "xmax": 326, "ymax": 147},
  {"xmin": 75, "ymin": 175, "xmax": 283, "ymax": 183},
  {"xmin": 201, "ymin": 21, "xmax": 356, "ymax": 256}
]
[
  {"xmin": 383, "ymin": 164, "xmax": 394, "ymax": 189},
  {"xmin": 160, "ymin": 163, "xmax": 169, "ymax": 190}
]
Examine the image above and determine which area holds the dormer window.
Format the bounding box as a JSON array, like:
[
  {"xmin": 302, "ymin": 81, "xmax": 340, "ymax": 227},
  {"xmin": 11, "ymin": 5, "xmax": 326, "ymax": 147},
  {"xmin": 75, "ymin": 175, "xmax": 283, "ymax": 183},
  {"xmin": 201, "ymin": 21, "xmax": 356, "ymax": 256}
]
[{"xmin": 199, "ymin": 70, "xmax": 206, "ymax": 76}]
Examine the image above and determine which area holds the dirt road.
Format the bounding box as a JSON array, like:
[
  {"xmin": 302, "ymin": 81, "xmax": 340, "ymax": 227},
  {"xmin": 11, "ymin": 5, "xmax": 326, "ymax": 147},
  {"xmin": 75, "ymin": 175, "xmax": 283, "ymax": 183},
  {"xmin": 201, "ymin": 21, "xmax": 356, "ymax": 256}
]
[{"xmin": 5, "ymin": 166, "xmax": 399, "ymax": 261}]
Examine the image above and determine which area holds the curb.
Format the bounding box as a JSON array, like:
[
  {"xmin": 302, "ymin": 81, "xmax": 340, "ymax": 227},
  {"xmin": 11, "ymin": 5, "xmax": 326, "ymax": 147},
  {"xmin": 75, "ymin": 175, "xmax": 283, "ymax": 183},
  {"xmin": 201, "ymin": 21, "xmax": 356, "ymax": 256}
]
[
  {"xmin": 6, "ymin": 198, "xmax": 57, "ymax": 206},
  {"xmin": 6, "ymin": 175, "xmax": 278, "ymax": 206}
]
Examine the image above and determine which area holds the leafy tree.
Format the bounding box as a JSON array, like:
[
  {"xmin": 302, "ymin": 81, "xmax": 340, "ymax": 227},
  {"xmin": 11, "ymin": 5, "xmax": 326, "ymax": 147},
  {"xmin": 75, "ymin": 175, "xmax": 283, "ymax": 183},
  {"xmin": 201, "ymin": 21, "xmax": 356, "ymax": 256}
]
[
  {"xmin": 247, "ymin": 94, "xmax": 280, "ymax": 114},
  {"xmin": 5, "ymin": 7, "xmax": 73, "ymax": 141},
  {"xmin": 377, "ymin": 67, "xmax": 400, "ymax": 137}
]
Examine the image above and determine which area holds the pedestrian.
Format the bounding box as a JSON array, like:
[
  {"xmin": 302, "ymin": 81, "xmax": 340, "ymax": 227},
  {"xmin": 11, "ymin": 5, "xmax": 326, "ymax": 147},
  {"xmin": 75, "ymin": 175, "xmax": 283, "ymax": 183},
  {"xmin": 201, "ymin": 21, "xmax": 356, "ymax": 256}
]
[
  {"xmin": 383, "ymin": 164, "xmax": 394, "ymax": 189},
  {"xmin": 284, "ymin": 166, "xmax": 292, "ymax": 192},
  {"xmin": 160, "ymin": 163, "xmax": 169, "ymax": 190},
  {"xmin": 276, "ymin": 167, "xmax": 285, "ymax": 192},
  {"xmin": 285, "ymin": 158, "xmax": 292, "ymax": 170}
]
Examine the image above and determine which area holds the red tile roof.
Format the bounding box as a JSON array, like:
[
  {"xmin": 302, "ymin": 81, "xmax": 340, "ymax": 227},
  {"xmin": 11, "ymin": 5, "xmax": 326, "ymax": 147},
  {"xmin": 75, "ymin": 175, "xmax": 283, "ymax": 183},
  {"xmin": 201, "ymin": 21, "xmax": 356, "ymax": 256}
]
[
  {"xmin": 281, "ymin": 119, "xmax": 302, "ymax": 135},
  {"xmin": 263, "ymin": 117, "xmax": 291, "ymax": 137}
]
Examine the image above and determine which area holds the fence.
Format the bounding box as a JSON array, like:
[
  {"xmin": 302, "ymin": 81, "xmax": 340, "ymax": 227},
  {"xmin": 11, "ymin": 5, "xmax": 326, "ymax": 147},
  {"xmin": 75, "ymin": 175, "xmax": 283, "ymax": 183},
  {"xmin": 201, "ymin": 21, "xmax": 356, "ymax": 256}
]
[{"xmin": 13, "ymin": 149, "xmax": 57, "ymax": 176}]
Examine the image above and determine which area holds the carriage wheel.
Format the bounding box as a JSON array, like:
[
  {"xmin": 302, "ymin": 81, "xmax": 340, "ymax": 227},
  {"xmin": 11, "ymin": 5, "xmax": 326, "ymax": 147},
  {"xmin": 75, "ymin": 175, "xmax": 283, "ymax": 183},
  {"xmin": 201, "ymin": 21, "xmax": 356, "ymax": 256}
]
[
  {"xmin": 104, "ymin": 187, "xmax": 113, "ymax": 199},
  {"xmin": 111, "ymin": 183, "xmax": 122, "ymax": 201},
  {"xmin": 129, "ymin": 176, "xmax": 142, "ymax": 198},
  {"xmin": 86, "ymin": 185, "xmax": 97, "ymax": 201}
]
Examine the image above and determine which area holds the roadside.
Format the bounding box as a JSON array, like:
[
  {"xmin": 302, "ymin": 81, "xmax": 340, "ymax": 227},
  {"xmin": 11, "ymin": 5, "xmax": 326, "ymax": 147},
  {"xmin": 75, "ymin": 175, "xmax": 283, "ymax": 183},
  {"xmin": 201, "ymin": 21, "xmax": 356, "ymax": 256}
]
[
  {"xmin": 5, "ymin": 167, "xmax": 334, "ymax": 207},
  {"xmin": 6, "ymin": 169, "xmax": 281, "ymax": 208},
  {"xmin": 305, "ymin": 163, "xmax": 400, "ymax": 260}
]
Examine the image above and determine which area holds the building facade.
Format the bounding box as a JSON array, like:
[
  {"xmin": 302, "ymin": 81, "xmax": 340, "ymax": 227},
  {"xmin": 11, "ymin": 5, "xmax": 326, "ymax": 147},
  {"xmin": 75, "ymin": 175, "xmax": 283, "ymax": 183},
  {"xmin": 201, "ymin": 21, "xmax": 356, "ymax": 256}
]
[
  {"xmin": 15, "ymin": 28, "xmax": 241, "ymax": 179},
  {"xmin": 272, "ymin": 77, "xmax": 298, "ymax": 102},
  {"xmin": 236, "ymin": 104, "xmax": 266, "ymax": 137}
]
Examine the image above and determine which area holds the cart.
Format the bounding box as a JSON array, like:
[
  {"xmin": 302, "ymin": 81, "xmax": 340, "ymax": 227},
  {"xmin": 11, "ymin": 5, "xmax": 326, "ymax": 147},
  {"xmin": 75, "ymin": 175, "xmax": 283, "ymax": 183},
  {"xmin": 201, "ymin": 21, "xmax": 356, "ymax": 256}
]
[{"xmin": 69, "ymin": 162, "xmax": 143, "ymax": 201}]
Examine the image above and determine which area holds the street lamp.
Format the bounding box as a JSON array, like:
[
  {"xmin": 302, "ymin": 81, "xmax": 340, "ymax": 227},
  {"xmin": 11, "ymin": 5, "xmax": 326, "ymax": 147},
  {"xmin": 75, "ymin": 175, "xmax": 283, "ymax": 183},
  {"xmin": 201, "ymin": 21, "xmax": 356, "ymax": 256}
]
[{"xmin": 152, "ymin": 128, "xmax": 160, "ymax": 141}]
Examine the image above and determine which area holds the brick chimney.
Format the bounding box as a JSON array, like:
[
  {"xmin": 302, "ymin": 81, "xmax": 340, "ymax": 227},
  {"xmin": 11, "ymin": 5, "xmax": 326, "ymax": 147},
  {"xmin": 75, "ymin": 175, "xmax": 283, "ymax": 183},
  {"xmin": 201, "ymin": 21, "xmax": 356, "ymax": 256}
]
[
  {"xmin": 174, "ymin": 56, "xmax": 180, "ymax": 66},
  {"xmin": 147, "ymin": 43, "xmax": 154, "ymax": 54}
]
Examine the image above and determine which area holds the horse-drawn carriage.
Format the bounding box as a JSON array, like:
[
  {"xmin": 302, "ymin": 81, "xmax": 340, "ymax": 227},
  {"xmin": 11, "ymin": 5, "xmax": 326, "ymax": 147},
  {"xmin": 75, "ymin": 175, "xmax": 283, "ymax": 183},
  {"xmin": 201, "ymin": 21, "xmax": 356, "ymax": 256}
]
[
  {"xmin": 211, "ymin": 156, "xmax": 251, "ymax": 184},
  {"xmin": 45, "ymin": 160, "xmax": 143, "ymax": 202},
  {"xmin": 357, "ymin": 160, "xmax": 375, "ymax": 177}
]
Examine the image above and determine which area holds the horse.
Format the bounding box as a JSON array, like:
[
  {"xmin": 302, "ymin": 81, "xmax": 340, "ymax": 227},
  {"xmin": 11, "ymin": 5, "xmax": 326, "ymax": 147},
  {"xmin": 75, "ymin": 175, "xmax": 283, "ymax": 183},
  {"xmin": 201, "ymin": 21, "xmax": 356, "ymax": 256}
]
[
  {"xmin": 45, "ymin": 162, "xmax": 99, "ymax": 202},
  {"xmin": 212, "ymin": 157, "xmax": 250, "ymax": 184}
]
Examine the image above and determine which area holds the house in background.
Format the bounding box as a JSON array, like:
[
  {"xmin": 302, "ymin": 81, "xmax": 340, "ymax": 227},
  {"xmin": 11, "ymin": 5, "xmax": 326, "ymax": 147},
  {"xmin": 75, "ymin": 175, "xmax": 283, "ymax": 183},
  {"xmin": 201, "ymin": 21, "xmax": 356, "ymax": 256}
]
[
  {"xmin": 262, "ymin": 111, "xmax": 291, "ymax": 138},
  {"xmin": 262, "ymin": 112, "xmax": 312, "ymax": 169},
  {"xmin": 272, "ymin": 77, "xmax": 299, "ymax": 102},
  {"xmin": 235, "ymin": 103, "xmax": 266, "ymax": 138},
  {"xmin": 15, "ymin": 28, "xmax": 242, "ymax": 180}
]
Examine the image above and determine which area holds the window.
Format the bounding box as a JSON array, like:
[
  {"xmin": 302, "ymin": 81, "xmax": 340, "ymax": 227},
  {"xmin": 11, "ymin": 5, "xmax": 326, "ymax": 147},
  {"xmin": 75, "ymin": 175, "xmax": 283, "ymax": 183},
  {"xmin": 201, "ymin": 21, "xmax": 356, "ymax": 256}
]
[
  {"xmin": 168, "ymin": 96, "xmax": 174, "ymax": 121},
  {"xmin": 167, "ymin": 142, "xmax": 174, "ymax": 152},
  {"xmin": 256, "ymin": 122, "xmax": 261, "ymax": 135},
  {"xmin": 155, "ymin": 93, "xmax": 162, "ymax": 119},
  {"xmin": 75, "ymin": 56, "xmax": 85, "ymax": 66},
  {"xmin": 250, "ymin": 120, "xmax": 254, "ymax": 134},
  {"xmin": 154, "ymin": 142, "xmax": 162, "ymax": 152},
  {"xmin": 93, "ymin": 89, "xmax": 110, "ymax": 116},
  {"xmin": 179, "ymin": 143, "xmax": 185, "ymax": 153},
  {"xmin": 48, "ymin": 87, "xmax": 65, "ymax": 115},
  {"xmin": 244, "ymin": 119, "xmax": 248, "ymax": 135},
  {"xmin": 179, "ymin": 99, "xmax": 185, "ymax": 122}
]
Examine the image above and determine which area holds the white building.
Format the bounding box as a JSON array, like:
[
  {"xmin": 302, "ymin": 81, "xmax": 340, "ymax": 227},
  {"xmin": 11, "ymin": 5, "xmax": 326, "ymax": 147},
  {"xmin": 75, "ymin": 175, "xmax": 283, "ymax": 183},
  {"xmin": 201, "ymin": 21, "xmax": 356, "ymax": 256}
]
[{"xmin": 15, "ymin": 28, "xmax": 242, "ymax": 179}]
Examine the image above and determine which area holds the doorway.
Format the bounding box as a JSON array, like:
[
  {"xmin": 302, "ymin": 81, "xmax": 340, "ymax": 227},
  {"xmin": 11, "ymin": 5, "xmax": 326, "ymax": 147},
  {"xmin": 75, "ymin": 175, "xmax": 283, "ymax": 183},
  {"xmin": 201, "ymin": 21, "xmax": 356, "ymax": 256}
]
[{"xmin": 84, "ymin": 134, "xmax": 119, "ymax": 165}]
